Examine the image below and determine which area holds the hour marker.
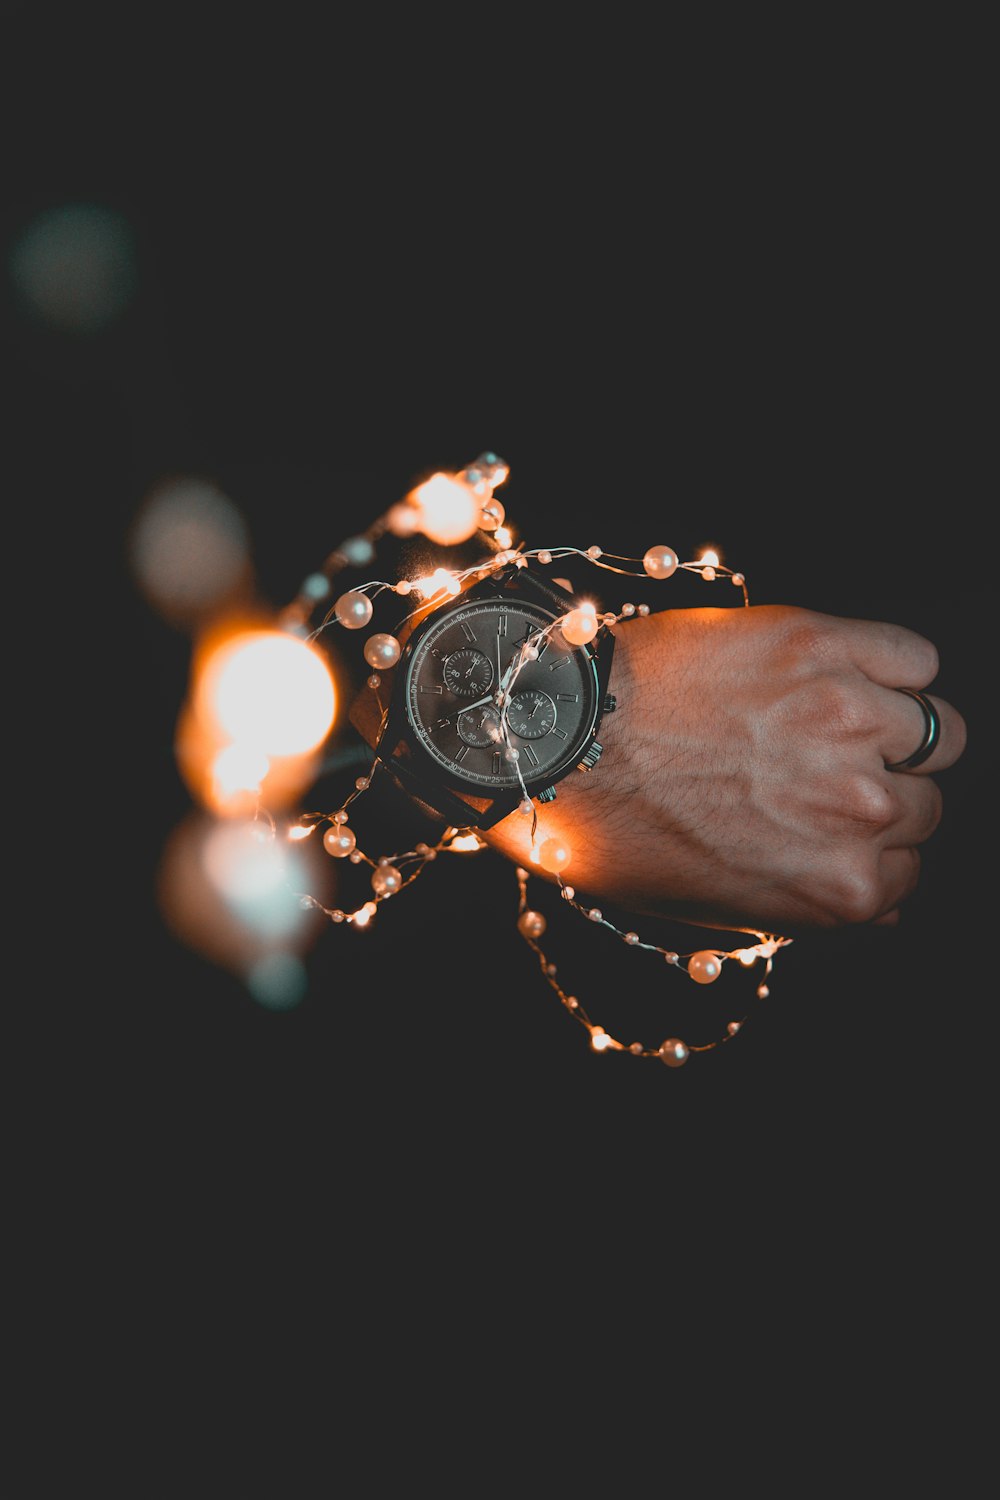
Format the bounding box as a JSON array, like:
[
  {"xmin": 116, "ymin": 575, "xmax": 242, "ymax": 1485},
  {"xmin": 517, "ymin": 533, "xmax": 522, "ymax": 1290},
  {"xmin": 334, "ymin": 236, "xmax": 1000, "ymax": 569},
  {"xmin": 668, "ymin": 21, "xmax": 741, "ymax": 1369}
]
[
  {"xmin": 434, "ymin": 717, "xmax": 451, "ymax": 730},
  {"xmin": 551, "ymin": 727, "xmax": 568, "ymax": 740},
  {"xmin": 523, "ymin": 744, "xmax": 540, "ymax": 767},
  {"xmin": 492, "ymin": 750, "xmax": 502, "ymax": 775},
  {"xmin": 454, "ymin": 743, "xmax": 470, "ymax": 763},
  {"xmin": 420, "ymin": 684, "xmax": 444, "ymax": 694},
  {"xmin": 460, "ymin": 621, "xmax": 477, "ymax": 643},
  {"xmin": 497, "ymin": 614, "xmax": 507, "ymax": 636},
  {"xmin": 555, "ymin": 692, "xmax": 579, "ymax": 702},
  {"xmin": 548, "ymin": 655, "xmax": 570, "ymax": 671}
]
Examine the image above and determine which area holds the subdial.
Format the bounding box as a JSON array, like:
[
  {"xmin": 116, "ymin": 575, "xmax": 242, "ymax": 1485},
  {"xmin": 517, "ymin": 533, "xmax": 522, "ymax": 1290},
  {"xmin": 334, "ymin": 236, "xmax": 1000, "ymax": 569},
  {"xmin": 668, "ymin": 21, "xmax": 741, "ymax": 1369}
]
[
  {"xmin": 507, "ymin": 689, "xmax": 556, "ymax": 739},
  {"xmin": 443, "ymin": 648, "xmax": 494, "ymax": 698},
  {"xmin": 457, "ymin": 705, "xmax": 503, "ymax": 748}
]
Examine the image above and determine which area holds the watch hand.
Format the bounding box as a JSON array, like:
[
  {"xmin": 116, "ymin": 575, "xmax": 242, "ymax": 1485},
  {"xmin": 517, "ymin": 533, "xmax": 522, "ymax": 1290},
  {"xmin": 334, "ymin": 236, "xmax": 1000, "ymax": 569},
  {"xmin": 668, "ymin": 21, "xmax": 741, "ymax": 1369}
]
[
  {"xmin": 462, "ymin": 693, "xmax": 495, "ymax": 716},
  {"xmin": 496, "ymin": 642, "xmax": 525, "ymax": 706}
]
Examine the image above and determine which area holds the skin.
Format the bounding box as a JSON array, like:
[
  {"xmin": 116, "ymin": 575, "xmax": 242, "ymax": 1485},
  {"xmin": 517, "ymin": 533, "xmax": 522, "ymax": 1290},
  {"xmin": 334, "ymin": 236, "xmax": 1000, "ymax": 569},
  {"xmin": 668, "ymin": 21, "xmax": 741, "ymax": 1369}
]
[{"xmin": 481, "ymin": 604, "xmax": 967, "ymax": 936}]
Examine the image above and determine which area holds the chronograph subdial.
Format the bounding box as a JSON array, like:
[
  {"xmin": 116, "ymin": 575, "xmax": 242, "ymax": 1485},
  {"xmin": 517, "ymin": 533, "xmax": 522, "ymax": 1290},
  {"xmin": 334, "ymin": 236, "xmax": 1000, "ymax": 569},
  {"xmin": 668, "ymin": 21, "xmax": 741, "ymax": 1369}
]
[
  {"xmin": 457, "ymin": 705, "xmax": 503, "ymax": 748},
  {"xmin": 507, "ymin": 689, "xmax": 556, "ymax": 739},
  {"xmin": 443, "ymin": 648, "xmax": 494, "ymax": 698}
]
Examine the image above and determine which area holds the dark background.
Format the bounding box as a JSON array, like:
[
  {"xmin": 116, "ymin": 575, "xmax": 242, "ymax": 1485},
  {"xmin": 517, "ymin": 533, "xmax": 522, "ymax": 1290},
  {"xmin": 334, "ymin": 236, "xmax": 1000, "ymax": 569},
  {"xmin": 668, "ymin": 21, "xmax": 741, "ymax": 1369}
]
[{"xmin": 7, "ymin": 11, "xmax": 991, "ymax": 1243}]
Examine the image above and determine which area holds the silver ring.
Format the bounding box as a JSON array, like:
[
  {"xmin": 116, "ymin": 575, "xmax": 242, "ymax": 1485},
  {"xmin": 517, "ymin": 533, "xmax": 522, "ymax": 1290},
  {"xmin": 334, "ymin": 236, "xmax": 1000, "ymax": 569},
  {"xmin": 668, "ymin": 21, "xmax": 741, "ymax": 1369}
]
[{"xmin": 886, "ymin": 689, "xmax": 940, "ymax": 770}]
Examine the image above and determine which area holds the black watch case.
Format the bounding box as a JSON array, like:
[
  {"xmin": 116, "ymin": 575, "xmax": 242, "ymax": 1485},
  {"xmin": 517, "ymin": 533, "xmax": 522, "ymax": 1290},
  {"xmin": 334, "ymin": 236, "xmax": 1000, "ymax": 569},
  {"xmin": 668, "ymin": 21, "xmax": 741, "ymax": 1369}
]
[{"xmin": 378, "ymin": 565, "xmax": 616, "ymax": 828}]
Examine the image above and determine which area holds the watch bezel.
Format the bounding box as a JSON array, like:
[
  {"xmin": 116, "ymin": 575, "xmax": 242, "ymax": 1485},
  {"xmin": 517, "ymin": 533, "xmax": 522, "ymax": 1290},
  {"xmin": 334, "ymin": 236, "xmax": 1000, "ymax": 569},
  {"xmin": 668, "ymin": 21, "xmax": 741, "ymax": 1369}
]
[{"xmin": 396, "ymin": 586, "xmax": 605, "ymax": 799}]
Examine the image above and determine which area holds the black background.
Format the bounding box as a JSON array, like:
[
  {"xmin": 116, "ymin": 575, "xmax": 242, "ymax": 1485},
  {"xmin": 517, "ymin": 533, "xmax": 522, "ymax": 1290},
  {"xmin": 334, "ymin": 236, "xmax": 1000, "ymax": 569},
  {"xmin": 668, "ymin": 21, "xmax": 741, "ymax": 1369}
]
[{"xmin": 7, "ymin": 10, "xmax": 992, "ymax": 1270}]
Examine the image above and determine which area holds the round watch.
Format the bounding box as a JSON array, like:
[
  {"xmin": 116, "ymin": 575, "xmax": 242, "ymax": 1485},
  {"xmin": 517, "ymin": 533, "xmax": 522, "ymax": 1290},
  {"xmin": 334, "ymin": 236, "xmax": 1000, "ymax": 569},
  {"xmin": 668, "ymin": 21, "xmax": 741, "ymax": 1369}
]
[{"xmin": 375, "ymin": 564, "xmax": 617, "ymax": 829}]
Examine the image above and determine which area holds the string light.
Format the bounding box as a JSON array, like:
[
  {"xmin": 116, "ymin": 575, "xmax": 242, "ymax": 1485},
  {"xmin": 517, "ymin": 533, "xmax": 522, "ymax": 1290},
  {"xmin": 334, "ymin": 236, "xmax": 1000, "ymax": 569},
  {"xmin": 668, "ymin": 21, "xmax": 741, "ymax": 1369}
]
[{"xmin": 208, "ymin": 451, "xmax": 791, "ymax": 1069}]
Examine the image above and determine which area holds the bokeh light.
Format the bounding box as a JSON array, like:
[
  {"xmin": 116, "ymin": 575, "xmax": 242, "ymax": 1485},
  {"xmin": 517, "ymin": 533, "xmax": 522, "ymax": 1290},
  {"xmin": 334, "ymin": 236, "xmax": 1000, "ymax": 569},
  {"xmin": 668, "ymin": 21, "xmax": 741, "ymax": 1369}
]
[
  {"xmin": 129, "ymin": 477, "xmax": 251, "ymax": 626},
  {"xmin": 176, "ymin": 622, "xmax": 337, "ymax": 815},
  {"xmin": 9, "ymin": 202, "xmax": 137, "ymax": 333},
  {"xmin": 158, "ymin": 811, "xmax": 332, "ymax": 1006},
  {"xmin": 410, "ymin": 472, "xmax": 482, "ymax": 545},
  {"xmin": 199, "ymin": 630, "xmax": 336, "ymax": 757}
]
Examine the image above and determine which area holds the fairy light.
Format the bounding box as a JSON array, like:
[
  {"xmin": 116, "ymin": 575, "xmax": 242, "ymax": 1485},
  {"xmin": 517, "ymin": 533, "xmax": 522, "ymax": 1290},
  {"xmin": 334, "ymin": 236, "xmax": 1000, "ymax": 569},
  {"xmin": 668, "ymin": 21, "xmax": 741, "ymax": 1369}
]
[
  {"xmin": 191, "ymin": 450, "xmax": 795, "ymax": 1071},
  {"xmin": 407, "ymin": 473, "xmax": 482, "ymax": 545}
]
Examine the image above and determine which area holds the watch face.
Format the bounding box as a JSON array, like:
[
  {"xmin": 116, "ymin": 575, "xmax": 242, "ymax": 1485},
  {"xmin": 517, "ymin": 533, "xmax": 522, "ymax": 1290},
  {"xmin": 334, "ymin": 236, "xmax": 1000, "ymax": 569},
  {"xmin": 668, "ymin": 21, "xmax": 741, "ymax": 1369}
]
[{"xmin": 403, "ymin": 595, "xmax": 601, "ymax": 791}]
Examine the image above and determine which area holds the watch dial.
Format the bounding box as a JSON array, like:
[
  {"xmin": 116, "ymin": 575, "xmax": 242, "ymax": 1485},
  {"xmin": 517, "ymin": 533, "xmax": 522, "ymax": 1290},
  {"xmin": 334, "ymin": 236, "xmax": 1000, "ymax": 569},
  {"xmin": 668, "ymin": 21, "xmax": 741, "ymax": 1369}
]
[{"xmin": 404, "ymin": 596, "xmax": 600, "ymax": 790}]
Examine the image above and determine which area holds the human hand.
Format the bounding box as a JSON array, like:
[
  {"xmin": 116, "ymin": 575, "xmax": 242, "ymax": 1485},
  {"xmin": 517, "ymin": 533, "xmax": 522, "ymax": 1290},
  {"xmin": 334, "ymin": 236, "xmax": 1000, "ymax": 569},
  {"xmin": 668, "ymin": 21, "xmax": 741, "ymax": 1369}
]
[{"xmin": 482, "ymin": 604, "xmax": 967, "ymax": 934}]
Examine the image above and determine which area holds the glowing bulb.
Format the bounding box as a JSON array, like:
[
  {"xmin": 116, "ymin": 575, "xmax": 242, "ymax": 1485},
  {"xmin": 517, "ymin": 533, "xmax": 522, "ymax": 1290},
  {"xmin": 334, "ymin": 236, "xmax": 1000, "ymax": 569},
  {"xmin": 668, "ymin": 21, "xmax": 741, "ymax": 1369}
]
[
  {"xmin": 591, "ymin": 1028, "xmax": 618, "ymax": 1052},
  {"xmin": 494, "ymin": 526, "xmax": 512, "ymax": 549},
  {"xmin": 412, "ymin": 567, "xmax": 460, "ymax": 599},
  {"xmin": 538, "ymin": 836, "xmax": 571, "ymax": 874},
  {"xmin": 352, "ymin": 901, "xmax": 377, "ymax": 928},
  {"xmin": 204, "ymin": 630, "xmax": 336, "ymax": 756},
  {"xmin": 736, "ymin": 947, "xmax": 758, "ymax": 966},
  {"xmin": 447, "ymin": 833, "xmax": 485, "ymax": 852},
  {"xmin": 411, "ymin": 473, "xmax": 481, "ymax": 545},
  {"xmin": 700, "ymin": 549, "xmax": 720, "ymax": 568},
  {"xmin": 287, "ymin": 824, "xmax": 315, "ymax": 841}
]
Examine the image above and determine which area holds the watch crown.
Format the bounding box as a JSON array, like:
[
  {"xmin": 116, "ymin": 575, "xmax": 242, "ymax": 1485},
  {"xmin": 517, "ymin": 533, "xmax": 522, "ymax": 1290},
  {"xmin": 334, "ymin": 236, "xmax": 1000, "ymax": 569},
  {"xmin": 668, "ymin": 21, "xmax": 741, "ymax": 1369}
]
[
  {"xmin": 576, "ymin": 740, "xmax": 603, "ymax": 772},
  {"xmin": 603, "ymin": 693, "xmax": 617, "ymax": 713}
]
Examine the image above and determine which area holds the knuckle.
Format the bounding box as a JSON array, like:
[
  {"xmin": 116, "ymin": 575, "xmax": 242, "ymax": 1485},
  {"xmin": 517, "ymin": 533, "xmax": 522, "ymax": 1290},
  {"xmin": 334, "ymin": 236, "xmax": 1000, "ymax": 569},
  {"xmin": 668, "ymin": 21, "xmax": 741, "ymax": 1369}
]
[
  {"xmin": 810, "ymin": 678, "xmax": 868, "ymax": 737},
  {"xmin": 788, "ymin": 619, "xmax": 838, "ymax": 665},
  {"xmin": 828, "ymin": 865, "xmax": 884, "ymax": 924},
  {"xmin": 841, "ymin": 774, "xmax": 895, "ymax": 830}
]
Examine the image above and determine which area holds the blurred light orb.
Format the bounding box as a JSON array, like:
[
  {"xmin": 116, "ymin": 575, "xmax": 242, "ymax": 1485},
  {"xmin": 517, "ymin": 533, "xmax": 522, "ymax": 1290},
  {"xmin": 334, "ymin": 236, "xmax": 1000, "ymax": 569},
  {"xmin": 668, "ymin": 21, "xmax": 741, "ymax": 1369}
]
[
  {"xmin": 538, "ymin": 836, "xmax": 571, "ymax": 874},
  {"xmin": 203, "ymin": 820, "xmax": 286, "ymax": 903},
  {"xmin": 212, "ymin": 743, "xmax": 270, "ymax": 798},
  {"xmin": 9, "ymin": 202, "xmax": 137, "ymax": 332},
  {"xmin": 130, "ymin": 477, "xmax": 250, "ymax": 623},
  {"xmin": 246, "ymin": 953, "xmax": 308, "ymax": 1011},
  {"xmin": 411, "ymin": 473, "xmax": 481, "ymax": 545},
  {"xmin": 202, "ymin": 820, "xmax": 305, "ymax": 941},
  {"xmin": 205, "ymin": 631, "xmax": 335, "ymax": 756}
]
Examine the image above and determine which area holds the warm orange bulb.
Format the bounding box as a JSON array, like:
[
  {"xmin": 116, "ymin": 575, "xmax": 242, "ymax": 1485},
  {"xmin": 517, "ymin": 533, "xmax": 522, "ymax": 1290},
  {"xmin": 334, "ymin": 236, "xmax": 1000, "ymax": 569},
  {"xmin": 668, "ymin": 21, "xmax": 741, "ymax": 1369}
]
[
  {"xmin": 538, "ymin": 836, "xmax": 571, "ymax": 874},
  {"xmin": 411, "ymin": 473, "xmax": 481, "ymax": 545}
]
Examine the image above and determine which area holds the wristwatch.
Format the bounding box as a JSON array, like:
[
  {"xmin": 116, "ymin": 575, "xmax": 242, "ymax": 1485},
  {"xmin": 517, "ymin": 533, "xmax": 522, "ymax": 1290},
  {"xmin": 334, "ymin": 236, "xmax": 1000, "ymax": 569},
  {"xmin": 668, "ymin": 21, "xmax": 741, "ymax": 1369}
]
[{"xmin": 372, "ymin": 563, "xmax": 617, "ymax": 829}]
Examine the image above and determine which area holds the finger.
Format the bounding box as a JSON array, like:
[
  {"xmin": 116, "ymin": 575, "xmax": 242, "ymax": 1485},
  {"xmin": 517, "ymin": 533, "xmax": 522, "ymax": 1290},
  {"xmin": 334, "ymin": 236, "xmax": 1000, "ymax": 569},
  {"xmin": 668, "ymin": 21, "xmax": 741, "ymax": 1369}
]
[
  {"xmin": 877, "ymin": 846, "xmax": 922, "ymax": 913},
  {"xmin": 881, "ymin": 772, "xmax": 943, "ymax": 848},
  {"xmin": 832, "ymin": 616, "xmax": 940, "ymax": 689},
  {"xmin": 880, "ymin": 689, "xmax": 967, "ymax": 775}
]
